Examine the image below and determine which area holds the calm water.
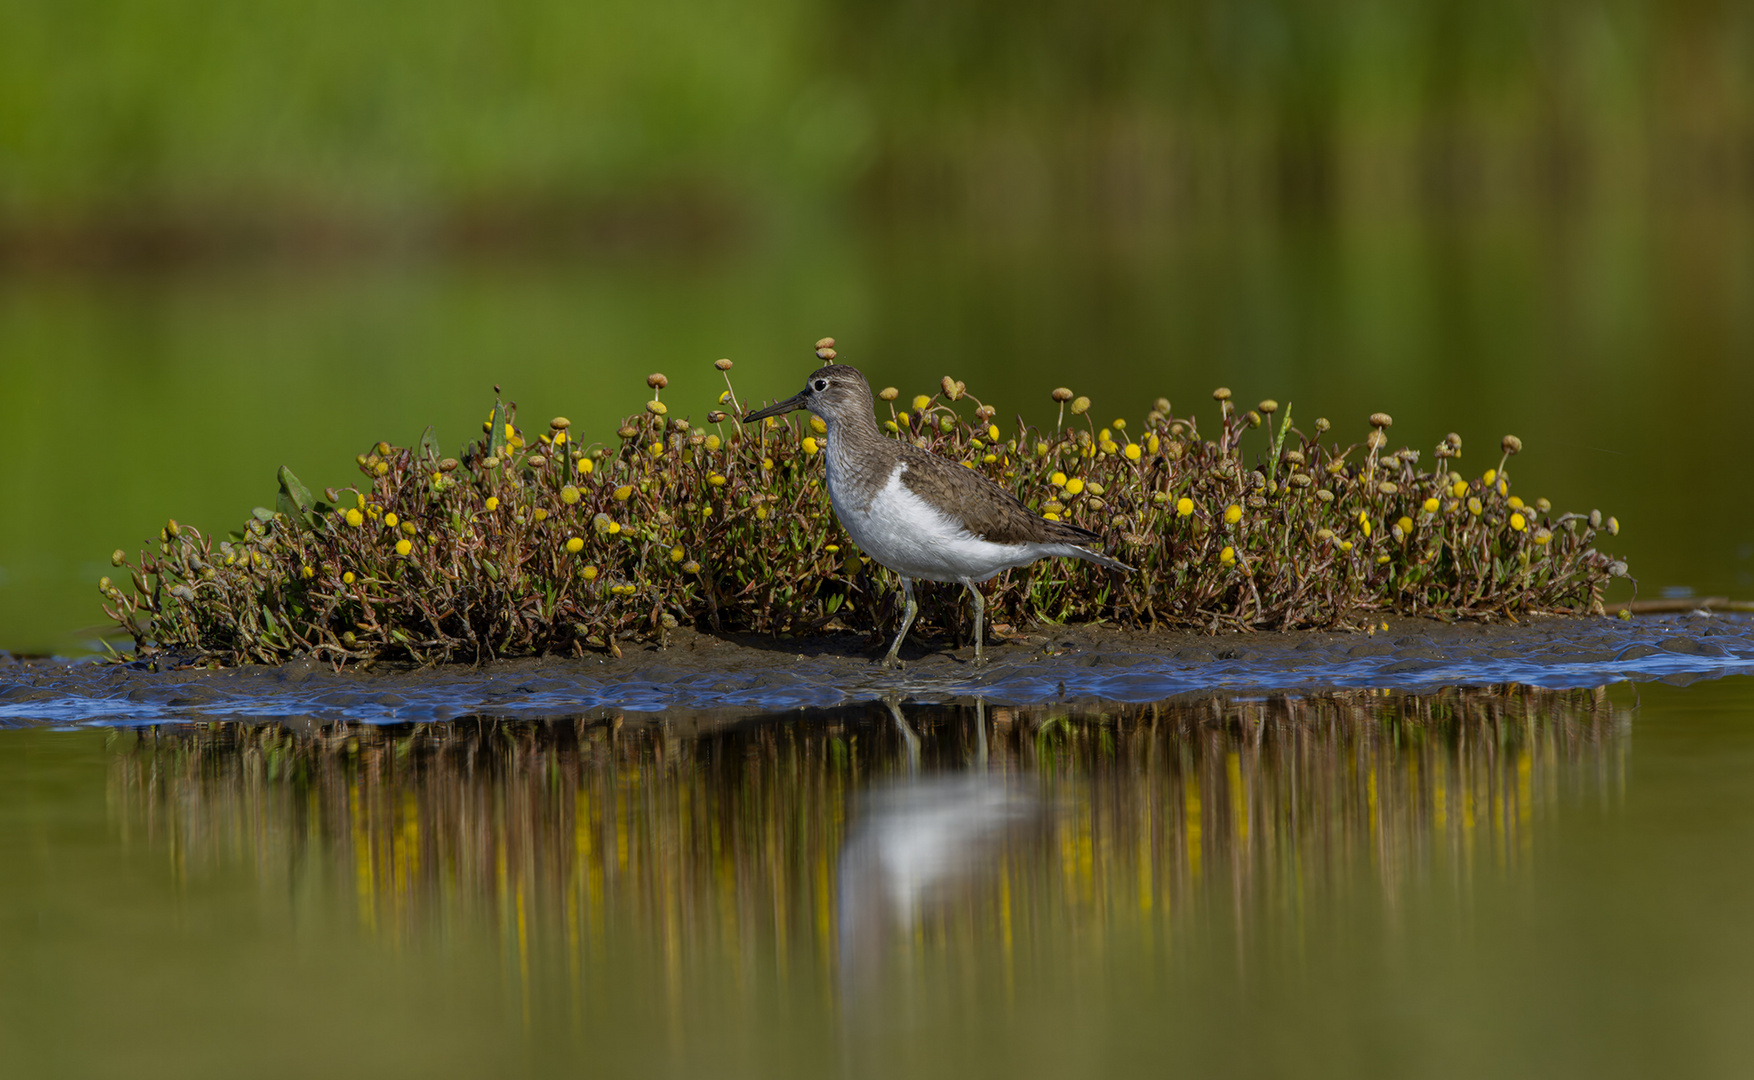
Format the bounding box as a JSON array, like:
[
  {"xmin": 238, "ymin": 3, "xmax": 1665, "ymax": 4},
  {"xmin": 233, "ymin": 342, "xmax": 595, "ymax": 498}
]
[{"xmin": 4, "ymin": 679, "xmax": 1753, "ymax": 1077}]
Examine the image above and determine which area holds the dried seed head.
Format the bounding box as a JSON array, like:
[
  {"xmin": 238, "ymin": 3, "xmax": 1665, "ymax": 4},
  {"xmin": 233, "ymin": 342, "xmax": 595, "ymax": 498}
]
[
  {"xmin": 618, "ymin": 425, "xmax": 639, "ymax": 439},
  {"xmin": 1535, "ymin": 497, "xmax": 1551, "ymax": 513},
  {"xmin": 1501, "ymin": 434, "xmax": 1522, "ymax": 455},
  {"xmin": 1369, "ymin": 412, "xmax": 1393, "ymax": 429},
  {"xmin": 1589, "ymin": 510, "xmax": 1603, "ymax": 529},
  {"xmin": 1445, "ymin": 432, "xmax": 1462, "ymax": 450},
  {"xmin": 111, "ymin": 549, "xmax": 126, "ymax": 567},
  {"xmin": 550, "ymin": 416, "xmax": 571, "ymax": 430},
  {"xmin": 481, "ymin": 456, "xmax": 500, "ymax": 469},
  {"xmin": 376, "ymin": 441, "xmax": 392, "ymax": 456},
  {"xmin": 439, "ymin": 459, "xmax": 459, "ymax": 473},
  {"xmin": 1290, "ymin": 473, "xmax": 1312, "ymax": 488},
  {"xmin": 1283, "ymin": 449, "xmax": 1305, "ymax": 465},
  {"xmin": 527, "ymin": 454, "xmax": 546, "ymax": 468},
  {"xmin": 1213, "ymin": 387, "xmax": 1231, "ymax": 402},
  {"xmin": 1258, "ymin": 399, "xmax": 1278, "ymax": 415},
  {"xmin": 879, "ymin": 387, "xmax": 899, "ymax": 402},
  {"xmin": 814, "ymin": 337, "xmax": 835, "ymax": 350},
  {"xmin": 1314, "ymin": 417, "xmax": 1331, "ymax": 433},
  {"xmin": 166, "ymin": 519, "xmax": 180, "ymax": 538},
  {"xmin": 1607, "ymin": 516, "xmax": 1619, "ymax": 535},
  {"xmin": 1367, "ymin": 430, "xmax": 1387, "ymax": 449},
  {"xmin": 1245, "ymin": 410, "xmax": 1262, "ymax": 428},
  {"xmin": 1071, "ymin": 396, "xmax": 1091, "ymax": 415},
  {"xmin": 1378, "ymin": 481, "xmax": 1398, "ymax": 495},
  {"xmin": 707, "ymin": 410, "xmax": 727, "ymax": 423},
  {"xmin": 1154, "ymin": 397, "xmax": 1171, "ymax": 414},
  {"xmin": 647, "ymin": 373, "xmax": 669, "ymax": 390},
  {"xmin": 974, "ymin": 405, "xmax": 996, "ymax": 422},
  {"xmin": 646, "ymin": 399, "xmax": 668, "ymax": 415},
  {"xmin": 714, "ymin": 358, "xmax": 733, "ymax": 371},
  {"xmin": 1317, "ymin": 489, "xmax": 1335, "ymax": 503},
  {"xmin": 1052, "ymin": 387, "xmax": 1073, "ymax": 403},
  {"xmin": 672, "ymin": 418, "xmax": 690, "ymax": 432}
]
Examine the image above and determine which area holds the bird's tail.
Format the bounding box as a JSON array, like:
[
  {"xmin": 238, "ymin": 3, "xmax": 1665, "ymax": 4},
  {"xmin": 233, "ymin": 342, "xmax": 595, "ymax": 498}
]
[{"xmin": 1045, "ymin": 543, "xmax": 1133, "ymax": 573}]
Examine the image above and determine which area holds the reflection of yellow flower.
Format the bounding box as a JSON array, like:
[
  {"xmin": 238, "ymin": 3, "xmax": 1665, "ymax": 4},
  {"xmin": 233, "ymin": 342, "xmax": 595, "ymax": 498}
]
[
  {"xmin": 1224, "ymin": 504, "xmax": 1242, "ymax": 525},
  {"xmin": 1065, "ymin": 477, "xmax": 1086, "ymax": 496},
  {"xmin": 1422, "ymin": 497, "xmax": 1440, "ymax": 513},
  {"xmin": 1176, "ymin": 497, "xmax": 1194, "ymax": 517},
  {"xmin": 1510, "ymin": 512, "xmax": 1527, "ymax": 532},
  {"xmin": 1220, "ymin": 546, "xmax": 1236, "ymax": 565},
  {"xmin": 565, "ymin": 537, "xmax": 583, "ymax": 553}
]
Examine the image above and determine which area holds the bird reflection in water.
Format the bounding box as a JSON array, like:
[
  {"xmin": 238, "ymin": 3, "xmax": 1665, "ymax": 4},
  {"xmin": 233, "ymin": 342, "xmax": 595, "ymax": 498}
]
[{"xmin": 837, "ymin": 698, "xmax": 1039, "ymax": 1001}]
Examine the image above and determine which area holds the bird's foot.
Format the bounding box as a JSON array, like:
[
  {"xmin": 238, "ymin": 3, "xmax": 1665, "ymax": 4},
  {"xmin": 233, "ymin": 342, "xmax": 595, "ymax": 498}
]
[{"xmin": 879, "ymin": 653, "xmax": 905, "ymax": 671}]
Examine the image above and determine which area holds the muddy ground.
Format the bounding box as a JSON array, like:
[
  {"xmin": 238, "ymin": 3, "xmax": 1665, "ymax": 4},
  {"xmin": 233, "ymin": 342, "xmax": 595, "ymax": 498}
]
[{"xmin": 2, "ymin": 612, "xmax": 1751, "ymax": 730}]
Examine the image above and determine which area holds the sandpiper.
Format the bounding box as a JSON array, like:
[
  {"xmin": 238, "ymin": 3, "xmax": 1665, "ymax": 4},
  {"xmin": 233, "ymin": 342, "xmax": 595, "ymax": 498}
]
[{"xmin": 743, "ymin": 363, "xmax": 1130, "ymax": 666}]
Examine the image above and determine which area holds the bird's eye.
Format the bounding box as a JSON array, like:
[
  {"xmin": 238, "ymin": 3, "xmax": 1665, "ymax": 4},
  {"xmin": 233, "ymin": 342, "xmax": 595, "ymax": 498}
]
[{"xmin": 812, "ymin": 379, "xmax": 829, "ymax": 392}]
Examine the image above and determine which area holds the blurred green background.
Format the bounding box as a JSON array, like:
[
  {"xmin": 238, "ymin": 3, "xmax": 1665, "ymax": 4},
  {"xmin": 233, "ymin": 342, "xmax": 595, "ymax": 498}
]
[{"xmin": 2, "ymin": 0, "xmax": 1752, "ymax": 651}]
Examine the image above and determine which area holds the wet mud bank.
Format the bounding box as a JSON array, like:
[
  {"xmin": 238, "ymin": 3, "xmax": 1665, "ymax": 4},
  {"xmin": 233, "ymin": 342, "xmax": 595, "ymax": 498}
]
[{"xmin": 2, "ymin": 613, "xmax": 1752, "ymax": 729}]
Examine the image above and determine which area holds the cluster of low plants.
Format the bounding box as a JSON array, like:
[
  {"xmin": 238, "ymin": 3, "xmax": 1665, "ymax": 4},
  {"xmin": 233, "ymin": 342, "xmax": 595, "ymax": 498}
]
[{"xmin": 102, "ymin": 340, "xmax": 1630, "ymax": 666}]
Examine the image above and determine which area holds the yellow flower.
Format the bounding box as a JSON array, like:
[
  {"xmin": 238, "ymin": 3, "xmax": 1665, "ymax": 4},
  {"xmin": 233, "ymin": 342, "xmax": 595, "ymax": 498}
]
[
  {"xmin": 1065, "ymin": 477, "xmax": 1086, "ymax": 496},
  {"xmin": 565, "ymin": 537, "xmax": 584, "ymax": 553},
  {"xmin": 962, "ymin": 461, "xmax": 975, "ymax": 470},
  {"xmin": 613, "ymin": 485, "xmax": 633, "ymax": 501},
  {"xmin": 1377, "ymin": 555, "xmax": 1391, "ymax": 564},
  {"xmin": 300, "ymin": 564, "xmax": 314, "ymax": 579},
  {"xmin": 682, "ymin": 561, "xmax": 701, "ymax": 574},
  {"xmin": 1146, "ymin": 434, "xmax": 1160, "ymax": 454},
  {"xmin": 1422, "ymin": 497, "xmax": 1440, "ymax": 513},
  {"xmin": 1534, "ymin": 528, "xmax": 1552, "ymax": 545},
  {"xmin": 1224, "ymin": 504, "xmax": 1242, "ymax": 525},
  {"xmin": 649, "ymin": 441, "xmax": 665, "ymax": 457},
  {"xmin": 1396, "ymin": 516, "xmax": 1412, "ymax": 535},
  {"xmin": 1497, "ymin": 479, "xmax": 1508, "ymax": 496},
  {"xmin": 1050, "ymin": 471, "xmax": 1067, "ymax": 487},
  {"xmin": 609, "ymin": 521, "xmax": 622, "ymax": 534},
  {"xmin": 756, "ymin": 506, "xmax": 769, "ymax": 520},
  {"xmin": 342, "ymin": 571, "xmax": 355, "ymax": 585},
  {"xmin": 896, "ymin": 411, "xmax": 909, "ymax": 425},
  {"xmin": 344, "ymin": 508, "xmax": 364, "ymax": 527},
  {"xmin": 988, "ymin": 425, "xmax": 1001, "ymax": 441},
  {"xmin": 374, "ymin": 461, "xmax": 389, "ymax": 476},
  {"xmin": 1124, "ymin": 443, "xmax": 1142, "ymax": 462},
  {"xmin": 1451, "ymin": 480, "xmax": 1469, "ymax": 498},
  {"xmin": 505, "ymin": 423, "xmax": 517, "ymax": 441},
  {"xmin": 913, "ymin": 395, "xmax": 931, "ymax": 412},
  {"xmin": 582, "ymin": 565, "xmax": 598, "ymax": 580},
  {"xmin": 532, "ymin": 508, "xmax": 548, "ymax": 522},
  {"xmin": 705, "ymin": 434, "xmax": 721, "ymax": 451},
  {"xmin": 384, "ymin": 512, "xmax": 398, "ymax": 528},
  {"xmin": 1176, "ymin": 497, "xmax": 1194, "ymax": 517},
  {"xmin": 356, "ymin": 493, "xmax": 366, "ymax": 509},
  {"xmin": 1112, "ymin": 418, "xmax": 1126, "ymax": 430},
  {"xmin": 561, "ymin": 485, "xmax": 580, "ymax": 504},
  {"xmin": 1508, "ymin": 496, "xmax": 1524, "ymax": 510},
  {"xmin": 762, "ymin": 458, "xmax": 774, "ymax": 470},
  {"xmin": 1043, "ymin": 511, "xmax": 1061, "ymax": 521},
  {"xmin": 983, "ymin": 453, "xmax": 998, "ymax": 464},
  {"xmin": 824, "ymin": 544, "xmax": 840, "ymax": 553},
  {"xmin": 670, "ymin": 546, "xmax": 685, "ymax": 562},
  {"xmin": 485, "ymin": 496, "xmax": 499, "ymax": 512},
  {"xmin": 554, "ymin": 431, "xmax": 568, "ymax": 445},
  {"xmin": 1035, "ymin": 442, "xmax": 1050, "ymax": 457},
  {"xmin": 885, "ymin": 420, "xmax": 900, "ymax": 433},
  {"xmin": 647, "ymin": 400, "xmax": 668, "ymax": 416},
  {"xmin": 395, "ymin": 539, "xmax": 412, "ymax": 556},
  {"xmin": 576, "ymin": 456, "xmax": 593, "ymax": 475},
  {"xmin": 708, "ymin": 473, "xmax": 727, "ymax": 487},
  {"xmin": 1510, "ymin": 512, "xmax": 1527, "ymax": 532},
  {"xmin": 1468, "ymin": 497, "xmax": 1483, "ymax": 515},
  {"xmin": 802, "ymin": 436, "xmax": 819, "ymax": 455},
  {"xmin": 718, "ymin": 390, "xmax": 732, "ymax": 404},
  {"xmin": 1220, "ymin": 545, "xmax": 1236, "ymax": 565},
  {"xmin": 700, "ymin": 506, "xmax": 712, "ymax": 518},
  {"xmin": 1339, "ymin": 540, "xmax": 1354, "ymax": 552},
  {"xmin": 1483, "ymin": 468, "xmax": 1496, "ymax": 485},
  {"xmin": 1358, "ymin": 511, "xmax": 1371, "ymax": 536},
  {"xmin": 810, "ymin": 416, "xmax": 827, "ymax": 435}
]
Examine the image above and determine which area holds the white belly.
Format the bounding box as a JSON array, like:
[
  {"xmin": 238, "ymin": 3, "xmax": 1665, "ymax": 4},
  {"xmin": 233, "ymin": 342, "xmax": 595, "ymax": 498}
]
[{"xmin": 830, "ymin": 463, "xmax": 1042, "ymax": 584}]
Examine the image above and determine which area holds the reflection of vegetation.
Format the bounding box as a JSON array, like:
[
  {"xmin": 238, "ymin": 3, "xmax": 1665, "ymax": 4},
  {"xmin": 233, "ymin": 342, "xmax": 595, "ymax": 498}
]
[
  {"xmin": 108, "ymin": 687, "xmax": 1628, "ymax": 981},
  {"xmin": 106, "ymin": 349, "xmax": 1624, "ymax": 664}
]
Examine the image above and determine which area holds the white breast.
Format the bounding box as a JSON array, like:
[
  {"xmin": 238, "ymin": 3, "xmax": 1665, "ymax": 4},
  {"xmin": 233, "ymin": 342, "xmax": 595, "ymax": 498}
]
[{"xmin": 831, "ymin": 462, "xmax": 1043, "ymax": 584}]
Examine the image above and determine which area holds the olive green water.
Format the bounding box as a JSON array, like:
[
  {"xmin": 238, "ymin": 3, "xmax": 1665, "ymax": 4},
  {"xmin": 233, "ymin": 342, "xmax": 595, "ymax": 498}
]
[{"xmin": 3, "ymin": 680, "xmax": 1753, "ymax": 1078}]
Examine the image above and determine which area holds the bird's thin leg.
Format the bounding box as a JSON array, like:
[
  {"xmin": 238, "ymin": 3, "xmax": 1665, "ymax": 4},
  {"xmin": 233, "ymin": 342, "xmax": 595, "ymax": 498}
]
[
  {"xmin": 882, "ymin": 577, "xmax": 917, "ymax": 668},
  {"xmin": 963, "ymin": 580, "xmax": 987, "ymax": 665}
]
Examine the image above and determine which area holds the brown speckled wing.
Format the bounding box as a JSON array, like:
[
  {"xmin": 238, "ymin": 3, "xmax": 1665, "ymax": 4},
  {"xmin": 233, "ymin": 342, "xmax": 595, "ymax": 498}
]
[{"xmin": 895, "ymin": 444, "xmax": 1100, "ymax": 546}]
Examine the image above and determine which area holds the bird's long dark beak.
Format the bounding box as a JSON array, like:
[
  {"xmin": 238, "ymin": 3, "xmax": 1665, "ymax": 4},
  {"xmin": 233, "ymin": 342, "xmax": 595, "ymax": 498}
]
[{"xmin": 742, "ymin": 393, "xmax": 807, "ymax": 423}]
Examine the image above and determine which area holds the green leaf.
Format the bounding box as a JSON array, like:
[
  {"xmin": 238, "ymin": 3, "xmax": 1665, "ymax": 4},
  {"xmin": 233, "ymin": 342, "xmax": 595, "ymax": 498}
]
[
  {"xmin": 251, "ymin": 507, "xmax": 275, "ymax": 522},
  {"xmin": 488, "ymin": 397, "xmax": 507, "ymax": 459},
  {"xmin": 418, "ymin": 425, "xmax": 439, "ymax": 463},
  {"xmin": 276, "ymin": 466, "xmax": 320, "ymax": 532}
]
